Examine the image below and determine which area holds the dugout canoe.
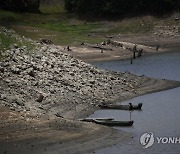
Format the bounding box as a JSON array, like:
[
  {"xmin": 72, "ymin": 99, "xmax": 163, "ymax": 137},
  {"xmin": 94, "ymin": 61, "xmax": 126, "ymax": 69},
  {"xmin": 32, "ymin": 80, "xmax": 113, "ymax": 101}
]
[
  {"xmin": 98, "ymin": 103, "xmax": 142, "ymax": 110},
  {"xmin": 94, "ymin": 119, "xmax": 134, "ymax": 126}
]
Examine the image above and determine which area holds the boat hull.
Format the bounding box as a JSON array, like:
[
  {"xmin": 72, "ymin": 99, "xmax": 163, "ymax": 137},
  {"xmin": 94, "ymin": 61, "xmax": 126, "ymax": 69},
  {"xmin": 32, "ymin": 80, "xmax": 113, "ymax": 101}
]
[
  {"xmin": 79, "ymin": 118, "xmax": 114, "ymax": 122},
  {"xmin": 94, "ymin": 120, "xmax": 134, "ymax": 126},
  {"xmin": 98, "ymin": 103, "xmax": 142, "ymax": 110}
]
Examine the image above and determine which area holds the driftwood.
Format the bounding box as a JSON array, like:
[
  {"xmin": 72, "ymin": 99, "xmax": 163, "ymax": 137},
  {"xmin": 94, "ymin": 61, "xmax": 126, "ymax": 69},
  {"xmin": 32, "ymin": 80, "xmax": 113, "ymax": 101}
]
[
  {"xmin": 91, "ymin": 45, "xmax": 113, "ymax": 51},
  {"xmin": 84, "ymin": 43, "xmax": 113, "ymax": 51},
  {"xmin": 137, "ymin": 49, "xmax": 143, "ymax": 57},
  {"xmin": 40, "ymin": 39, "xmax": 53, "ymax": 44},
  {"xmin": 108, "ymin": 40, "xmax": 123, "ymax": 47},
  {"xmin": 104, "ymin": 35, "xmax": 114, "ymax": 39}
]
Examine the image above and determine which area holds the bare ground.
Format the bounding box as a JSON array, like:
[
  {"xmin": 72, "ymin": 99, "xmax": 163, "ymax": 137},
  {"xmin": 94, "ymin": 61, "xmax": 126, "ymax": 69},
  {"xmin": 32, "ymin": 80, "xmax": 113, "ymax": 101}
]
[
  {"xmin": 0, "ymin": 78, "xmax": 179, "ymax": 154},
  {"xmin": 1, "ymin": 33, "xmax": 180, "ymax": 154},
  {"xmin": 61, "ymin": 34, "xmax": 180, "ymax": 62}
]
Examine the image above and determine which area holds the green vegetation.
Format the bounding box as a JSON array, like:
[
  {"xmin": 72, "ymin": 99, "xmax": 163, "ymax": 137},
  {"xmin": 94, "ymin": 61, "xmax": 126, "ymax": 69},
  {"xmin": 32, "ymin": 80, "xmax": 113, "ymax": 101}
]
[
  {"xmin": 0, "ymin": 28, "xmax": 37, "ymax": 60},
  {"xmin": 0, "ymin": 10, "xmax": 22, "ymax": 23},
  {"xmin": 33, "ymin": 21, "xmax": 103, "ymax": 45},
  {"xmin": 0, "ymin": 0, "xmax": 40, "ymax": 12},
  {"xmin": 105, "ymin": 17, "xmax": 156, "ymax": 34},
  {"xmin": 0, "ymin": 1, "xmax": 179, "ymax": 47},
  {"xmin": 0, "ymin": 32, "xmax": 21, "ymax": 51},
  {"xmin": 35, "ymin": 22, "xmax": 97, "ymax": 34},
  {"xmin": 0, "ymin": 33, "xmax": 13, "ymax": 59},
  {"xmin": 39, "ymin": 0, "xmax": 65, "ymax": 14},
  {"xmin": 65, "ymin": 0, "xmax": 180, "ymax": 17},
  {"xmin": 40, "ymin": 4, "xmax": 65, "ymax": 14},
  {"xmin": 0, "ymin": 8, "xmax": 104, "ymax": 46}
]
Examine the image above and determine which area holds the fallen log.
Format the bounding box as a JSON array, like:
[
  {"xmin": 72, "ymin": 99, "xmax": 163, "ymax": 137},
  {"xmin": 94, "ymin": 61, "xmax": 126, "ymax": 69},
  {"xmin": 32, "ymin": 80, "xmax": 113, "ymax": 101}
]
[
  {"xmin": 84, "ymin": 43, "xmax": 113, "ymax": 51},
  {"xmin": 108, "ymin": 40, "xmax": 123, "ymax": 47}
]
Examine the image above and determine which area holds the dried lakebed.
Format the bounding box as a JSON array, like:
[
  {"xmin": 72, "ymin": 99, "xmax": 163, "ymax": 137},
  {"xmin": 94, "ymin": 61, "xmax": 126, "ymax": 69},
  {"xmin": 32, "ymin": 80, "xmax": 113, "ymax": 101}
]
[{"xmin": 0, "ymin": 27, "xmax": 180, "ymax": 154}]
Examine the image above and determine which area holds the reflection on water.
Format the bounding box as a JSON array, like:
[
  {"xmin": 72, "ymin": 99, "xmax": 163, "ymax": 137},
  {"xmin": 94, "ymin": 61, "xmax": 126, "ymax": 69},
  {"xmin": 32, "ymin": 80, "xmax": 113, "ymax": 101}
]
[
  {"xmin": 89, "ymin": 88, "xmax": 180, "ymax": 154},
  {"xmin": 93, "ymin": 51, "xmax": 180, "ymax": 81},
  {"xmin": 91, "ymin": 51, "xmax": 180, "ymax": 154}
]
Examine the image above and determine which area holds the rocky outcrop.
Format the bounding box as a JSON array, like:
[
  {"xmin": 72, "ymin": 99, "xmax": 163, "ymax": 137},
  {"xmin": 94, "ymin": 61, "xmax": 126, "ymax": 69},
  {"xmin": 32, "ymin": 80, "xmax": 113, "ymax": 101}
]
[{"xmin": 0, "ymin": 27, "xmax": 150, "ymax": 117}]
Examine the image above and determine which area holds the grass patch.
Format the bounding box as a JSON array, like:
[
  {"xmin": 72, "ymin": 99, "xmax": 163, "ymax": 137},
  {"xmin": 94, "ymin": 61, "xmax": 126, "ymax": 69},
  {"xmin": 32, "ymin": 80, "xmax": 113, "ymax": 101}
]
[
  {"xmin": 0, "ymin": 29, "xmax": 37, "ymax": 61},
  {"xmin": 104, "ymin": 17, "xmax": 155, "ymax": 34},
  {"xmin": 0, "ymin": 8, "xmax": 179, "ymax": 47},
  {"xmin": 104, "ymin": 16, "xmax": 180, "ymax": 34},
  {"xmin": 0, "ymin": 32, "xmax": 19, "ymax": 50},
  {"xmin": 34, "ymin": 21, "xmax": 100, "ymax": 34},
  {"xmin": 11, "ymin": 24, "xmax": 103, "ymax": 46},
  {"xmin": 108, "ymin": 21, "xmax": 153, "ymax": 34},
  {"xmin": 32, "ymin": 21, "xmax": 103, "ymax": 45},
  {"xmin": 0, "ymin": 10, "xmax": 22, "ymax": 24},
  {"xmin": 40, "ymin": 4, "xmax": 65, "ymax": 14},
  {"xmin": 0, "ymin": 9, "xmax": 103, "ymax": 45},
  {"xmin": 33, "ymin": 21, "xmax": 103, "ymax": 45},
  {"xmin": 0, "ymin": 31, "xmax": 20, "ymax": 60},
  {"xmin": 39, "ymin": 0, "xmax": 65, "ymax": 14}
]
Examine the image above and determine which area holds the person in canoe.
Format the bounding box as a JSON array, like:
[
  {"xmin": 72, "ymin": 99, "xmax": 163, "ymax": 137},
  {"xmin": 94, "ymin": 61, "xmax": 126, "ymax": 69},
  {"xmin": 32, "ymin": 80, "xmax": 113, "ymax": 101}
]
[{"xmin": 129, "ymin": 103, "xmax": 133, "ymax": 110}]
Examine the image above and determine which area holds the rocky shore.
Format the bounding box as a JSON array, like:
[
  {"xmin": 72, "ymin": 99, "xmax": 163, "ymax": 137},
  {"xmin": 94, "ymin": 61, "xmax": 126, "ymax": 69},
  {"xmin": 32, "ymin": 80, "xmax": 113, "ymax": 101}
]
[
  {"xmin": 0, "ymin": 27, "xmax": 161, "ymax": 118},
  {"xmin": 0, "ymin": 27, "xmax": 180, "ymax": 154}
]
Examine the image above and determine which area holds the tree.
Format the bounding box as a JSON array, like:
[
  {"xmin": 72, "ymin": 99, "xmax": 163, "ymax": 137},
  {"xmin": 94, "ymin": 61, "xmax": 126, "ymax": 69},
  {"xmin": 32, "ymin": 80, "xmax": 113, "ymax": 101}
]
[
  {"xmin": 64, "ymin": 0, "xmax": 180, "ymax": 17},
  {"xmin": 0, "ymin": 0, "xmax": 40, "ymax": 12}
]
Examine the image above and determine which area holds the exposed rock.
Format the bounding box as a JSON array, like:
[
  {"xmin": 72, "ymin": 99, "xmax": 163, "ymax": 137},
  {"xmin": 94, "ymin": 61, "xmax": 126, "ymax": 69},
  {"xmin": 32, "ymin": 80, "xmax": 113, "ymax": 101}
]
[
  {"xmin": 0, "ymin": 66, "xmax": 4, "ymax": 73},
  {"xmin": 11, "ymin": 66, "xmax": 21, "ymax": 74},
  {"xmin": 28, "ymin": 68, "xmax": 35, "ymax": 77},
  {"xmin": 40, "ymin": 39, "xmax": 53, "ymax": 45},
  {"xmin": 13, "ymin": 44, "xmax": 19, "ymax": 49},
  {"xmin": 0, "ymin": 26, "xmax": 151, "ymax": 117},
  {"xmin": 89, "ymin": 80, "xmax": 95, "ymax": 84},
  {"xmin": 36, "ymin": 94, "xmax": 44, "ymax": 102}
]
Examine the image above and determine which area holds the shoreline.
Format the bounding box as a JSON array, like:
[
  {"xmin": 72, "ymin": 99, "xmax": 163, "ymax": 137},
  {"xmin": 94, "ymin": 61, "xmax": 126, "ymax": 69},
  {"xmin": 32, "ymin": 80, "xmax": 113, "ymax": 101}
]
[
  {"xmin": 1, "ymin": 79, "xmax": 179, "ymax": 154},
  {"xmin": 76, "ymin": 78, "xmax": 180, "ymax": 120},
  {"xmin": 60, "ymin": 35, "xmax": 180, "ymax": 63},
  {"xmin": 49, "ymin": 35, "xmax": 180, "ymax": 153},
  {"xmin": 1, "ymin": 28, "xmax": 180, "ymax": 154},
  {"xmin": 63, "ymin": 79, "xmax": 180, "ymax": 154}
]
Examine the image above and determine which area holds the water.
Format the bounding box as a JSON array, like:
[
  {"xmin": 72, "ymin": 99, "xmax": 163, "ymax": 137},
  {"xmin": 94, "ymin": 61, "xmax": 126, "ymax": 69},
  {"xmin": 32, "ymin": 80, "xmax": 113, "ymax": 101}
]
[
  {"xmin": 89, "ymin": 88, "xmax": 180, "ymax": 154},
  {"xmin": 90, "ymin": 51, "xmax": 180, "ymax": 154},
  {"xmin": 93, "ymin": 51, "xmax": 180, "ymax": 81}
]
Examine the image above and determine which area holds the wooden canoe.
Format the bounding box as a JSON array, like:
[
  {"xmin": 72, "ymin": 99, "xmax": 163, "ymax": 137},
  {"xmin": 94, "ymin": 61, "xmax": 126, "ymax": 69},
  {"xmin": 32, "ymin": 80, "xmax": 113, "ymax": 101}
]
[
  {"xmin": 79, "ymin": 118, "xmax": 114, "ymax": 122},
  {"xmin": 94, "ymin": 119, "xmax": 134, "ymax": 126},
  {"xmin": 98, "ymin": 103, "xmax": 142, "ymax": 110}
]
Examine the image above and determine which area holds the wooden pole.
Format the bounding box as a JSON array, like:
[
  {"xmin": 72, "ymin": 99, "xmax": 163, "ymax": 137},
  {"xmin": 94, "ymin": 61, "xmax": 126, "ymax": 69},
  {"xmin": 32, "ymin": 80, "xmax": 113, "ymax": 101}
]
[
  {"xmin": 156, "ymin": 45, "xmax": 160, "ymax": 51},
  {"xmin": 130, "ymin": 111, "xmax": 132, "ymax": 121},
  {"xmin": 133, "ymin": 44, "xmax": 137, "ymax": 59},
  {"xmin": 130, "ymin": 56, "xmax": 133, "ymax": 64},
  {"xmin": 133, "ymin": 51, "xmax": 136, "ymax": 59}
]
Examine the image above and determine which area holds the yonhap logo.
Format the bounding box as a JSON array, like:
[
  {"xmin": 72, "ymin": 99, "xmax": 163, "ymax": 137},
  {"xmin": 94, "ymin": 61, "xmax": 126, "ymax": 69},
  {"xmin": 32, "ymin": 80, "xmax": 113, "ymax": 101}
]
[
  {"xmin": 140, "ymin": 132, "xmax": 155, "ymax": 148},
  {"xmin": 140, "ymin": 132, "xmax": 180, "ymax": 149}
]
